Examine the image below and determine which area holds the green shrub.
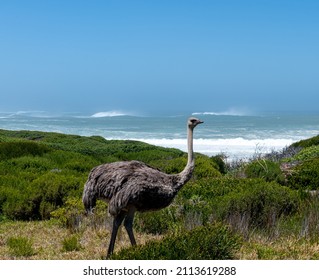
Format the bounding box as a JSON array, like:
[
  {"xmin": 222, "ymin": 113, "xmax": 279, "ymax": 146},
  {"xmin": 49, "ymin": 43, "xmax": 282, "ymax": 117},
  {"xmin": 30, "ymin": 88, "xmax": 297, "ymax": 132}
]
[
  {"xmin": 210, "ymin": 154, "xmax": 227, "ymax": 174},
  {"xmin": 62, "ymin": 235, "xmax": 82, "ymax": 252},
  {"xmin": 0, "ymin": 185, "xmax": 13, "ymax": 213},
  {"xmin": 120, "ymin": 149, "xmax": 183, "ymax": 164},
  {"xmin": 154, "ymin": 156, "xmax": 187, "ymax": 174},
  {"xmin": 0, "ymin": 141, "xmax": 50, "ymax": 160},
  {"xmin": 46, "ymin": 150, "xmax": 99, "ymax": 172},
  {"xmin": 31, "ymin": 173, "xmax": 83, "ymax": 207},
  {"xmin": 179, "ymin": 178, "xmax": 247, "ymax": 201},
  {"xmin": 64, "ymin": 159, "xmax": 95, "ymax": 173},
  {"xmin": 193, "ymin": 156, "xmax": 221, "ymax": 179},
  {"xmin": 286, "ymin": 145, "xmax": 319, "ymax": 163},
  {"xmin": 111, "ymin": 223, "xmax": 241, "ymax": 260},
  {"xmin": 7, "ymin": 237, "xmax": 35, "ymax": 257},
  {"xmin": 218, "ymin": 181, "xmax": 300, "ymax": 231},
  {"xmin": 1, "ymin": 188, "xmax": 39, "ymax": 220},
  {"xmin": 135, "ymin": 206, "xmax": 180, "ymax": 235},
  {"xmin": 51, "ymin": 198, "xmax": 108, "ymax": 232},
  {"xmin": 291, "ymin": 135, "xmax": 319, "ymax": 148},
  {"xmin": 1, "ymin": 172, "xmax": 84, "ymax": 220},
  {"xmin": 50, "ymin": 198, "xmax": 85, "ymax": 232},
  {"xmin": 180, "ymin": 178, "xmax": 300, "ymax": 233},
  {"xmin": 9, "ymin": 156, "xmax": 52, "ymax": 172},
  {"xmin": 287, "ymin": 158, "xmax": 319, "ymax": 190},
  {"xmin": 180, "ymin": 195, "xmax": 213, "ymax": 229},
  {"xmin": 245, "ymin": 159, "xmax": 285, "ymax": 184},
  {"xmin": 39, "ymin": 201, "xmax": 57, "ymax": 220}
]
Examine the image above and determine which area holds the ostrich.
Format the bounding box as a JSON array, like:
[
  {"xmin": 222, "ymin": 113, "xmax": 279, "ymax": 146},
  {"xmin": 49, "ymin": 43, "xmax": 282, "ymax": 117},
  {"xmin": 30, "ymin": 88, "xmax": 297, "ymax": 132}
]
[{"xmin": 82, "ymin": 117, "xmax": 203, "ymax": 258}]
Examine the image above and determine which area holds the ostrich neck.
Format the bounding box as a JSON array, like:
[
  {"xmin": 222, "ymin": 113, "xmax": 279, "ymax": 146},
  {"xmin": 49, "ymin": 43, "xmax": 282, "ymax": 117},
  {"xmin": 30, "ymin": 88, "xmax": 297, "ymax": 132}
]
[
  {"xmin": 175, "ymin": 126, "xmax": 195, "ymax": 190},
  {"xmin": 186, "ymin": 126, "xmax": 194, "ymax": 166}
]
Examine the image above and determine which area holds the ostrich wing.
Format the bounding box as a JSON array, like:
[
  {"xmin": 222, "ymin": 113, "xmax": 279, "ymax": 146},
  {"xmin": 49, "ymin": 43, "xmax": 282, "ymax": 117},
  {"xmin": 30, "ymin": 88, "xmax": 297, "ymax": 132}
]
[{"xmin": 86, "ymin": 161, "xmax": 178, "ymax": 215}]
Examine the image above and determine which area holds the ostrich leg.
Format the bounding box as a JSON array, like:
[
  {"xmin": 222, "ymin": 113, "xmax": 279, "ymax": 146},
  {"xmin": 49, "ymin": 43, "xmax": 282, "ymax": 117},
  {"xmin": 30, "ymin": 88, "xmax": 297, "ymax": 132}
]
[
  {"xmin": 107, "ymin": 211, "xmax": 126, "ymax": 258},
  {"xmin": 124, "ymin": 207, "xmax": 136, "ymax": 246}
]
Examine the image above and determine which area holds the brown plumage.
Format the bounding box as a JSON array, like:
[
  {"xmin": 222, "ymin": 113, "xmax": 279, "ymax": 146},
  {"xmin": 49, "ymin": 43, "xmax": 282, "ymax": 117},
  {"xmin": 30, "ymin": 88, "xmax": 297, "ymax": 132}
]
[{"xmin": 82, "ymin": 117, "xmax": 203, "ymax": 258}]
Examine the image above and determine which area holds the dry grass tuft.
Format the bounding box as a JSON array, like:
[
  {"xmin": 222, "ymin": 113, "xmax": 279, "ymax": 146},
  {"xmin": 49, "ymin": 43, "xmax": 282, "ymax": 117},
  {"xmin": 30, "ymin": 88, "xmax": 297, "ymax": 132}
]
[
  {"xmin": 0, "ymin": 220, "xmax": 162, "ymax": 260},
  {"xmin": 238, "ymin": 235, "xmax": 319, "ymax": 260}
]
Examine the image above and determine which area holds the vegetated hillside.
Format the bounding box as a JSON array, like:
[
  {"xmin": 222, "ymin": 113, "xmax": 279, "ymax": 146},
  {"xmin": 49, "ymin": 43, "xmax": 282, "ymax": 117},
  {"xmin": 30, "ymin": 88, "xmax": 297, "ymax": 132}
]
[
  {"xmin": 1, "ymin": 129, "xmax": 319, "ymax": 260},
  {"xmin": 0, "ymin": 129, "xmax": 220, "ymax": 221}
]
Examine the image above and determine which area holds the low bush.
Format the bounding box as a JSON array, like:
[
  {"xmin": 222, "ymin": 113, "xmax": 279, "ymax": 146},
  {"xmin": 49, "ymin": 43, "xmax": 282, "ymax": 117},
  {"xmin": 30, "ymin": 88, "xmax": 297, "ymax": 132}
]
[
  {"xmin": 155, "ymin": 156, "xmax": 187, "ymax": 174},
  {"xmin": 1, "ymin": 172, "xmax": 84, "ymax": 220},
  {"xmin": 285, "ymin": 145, "xmax": 319, "ymax": 163},
  {"xmin": 291, "ymin": 135, "xmax": 319, "ymax": 148},
  {"xmin": 50, "ymin": 198, "xmax": 85, "ymax": 232},
  {"xmin": 210, "ymin": 154, "xmax": 228, "ymax": 174},
  {"xmin": 51, "ymin": 198, "xmax": 109, "ymax": 233},
  {"xmin": 180, "ymin": 178, "xmax": 300, "ymax": 234},
  {"xmin": 9, "ymin": 156, "xmax": 52, "ymax": 172},
  {"xmin": 135, "ymin": 207, "xmax": 179, "ymax": 235},
  {"xmin": 287, "ymin": 158, "xmax": 319, "ymax": 190},
  {"xmin": 218, "ymin": 181, "xmax": 300, "ymax": 231},
  {"xmin": 118, "ymin": 149, "xmax": 183, "ymax": 164},
  {"xmin": 62, "ymin": 235, "xmax": 82, "ymax": 252},
  {"xmin": 1, "ymin": 187, "xmax": 39, "ymax": 220},
  {"xmin": 0, "ymin": 141, "xmax": 50, "ymax": 160},
  {"xmin": 7, "ymin": 236, "xmax": 35, "ymax": 257},
  {"xmin": 111, "ymin": 223, "xmax": 241, "ymax": 260},
  {"xmin": 245, "ymin": 159, "xmax": 285, "ymax": 184},
  {"xmin": 179, "ymin": 194, "xmax": 214, "ymax": 229},
  {"xmin": 179, "ymin": 178, "xmax": 250, "ymax": 201},
  {"xmin": 193, "ymin": 156, "xmax": 221, "ymax": 179}
]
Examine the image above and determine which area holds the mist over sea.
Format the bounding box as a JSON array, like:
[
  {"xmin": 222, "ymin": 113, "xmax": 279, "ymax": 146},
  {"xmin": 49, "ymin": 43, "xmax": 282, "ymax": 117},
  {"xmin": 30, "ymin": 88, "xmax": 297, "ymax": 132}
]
[{"xmin": 1, "ymin": 110, "xmax": 319, "ymax": 161}]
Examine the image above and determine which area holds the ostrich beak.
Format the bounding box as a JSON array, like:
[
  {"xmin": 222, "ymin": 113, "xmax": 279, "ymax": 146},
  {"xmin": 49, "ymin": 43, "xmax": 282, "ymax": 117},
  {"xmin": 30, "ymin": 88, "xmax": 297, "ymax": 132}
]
[{"xmin": 198, "ymin": 119, "xmax": 204, "ymax": 124}]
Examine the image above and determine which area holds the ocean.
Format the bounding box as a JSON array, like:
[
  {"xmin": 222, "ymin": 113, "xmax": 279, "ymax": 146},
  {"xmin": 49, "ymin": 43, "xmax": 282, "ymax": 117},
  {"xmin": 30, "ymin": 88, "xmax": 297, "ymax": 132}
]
[{"xmin": 1, "ymin": 111, "xmax": 319, "ymax": 161}]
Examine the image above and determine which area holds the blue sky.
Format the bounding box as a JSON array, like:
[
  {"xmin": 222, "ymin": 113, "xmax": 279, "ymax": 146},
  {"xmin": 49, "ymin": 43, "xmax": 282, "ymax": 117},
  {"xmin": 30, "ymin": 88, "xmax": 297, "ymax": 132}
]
[{"xmin": 1, "ymin": 0, "xmax": 318, "ymax": 116}]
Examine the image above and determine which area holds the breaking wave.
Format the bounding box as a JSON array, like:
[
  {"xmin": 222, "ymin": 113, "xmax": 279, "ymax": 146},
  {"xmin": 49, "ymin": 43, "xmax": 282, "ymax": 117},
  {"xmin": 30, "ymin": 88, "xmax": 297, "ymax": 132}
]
[
  {"xmin": 192, "ymin": 109, "xmax": 249, "ymax": 116},
  {"xmin": 133, "ymin": 137, "xmax": 296, "ymax": 160},
  {"xmin": 0, "ymin": 111, "xmax": 57, "ymax": 118},
  {"xmin": 91, "ymin": 111, "xmax": 134, "ymax": 118}
]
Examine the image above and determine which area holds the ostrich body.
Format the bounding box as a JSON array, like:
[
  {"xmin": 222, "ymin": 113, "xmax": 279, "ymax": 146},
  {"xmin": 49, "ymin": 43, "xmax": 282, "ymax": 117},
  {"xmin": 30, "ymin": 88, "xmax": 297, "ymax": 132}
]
[{"xmin": 82, "ymin": 117, "xmax": 203, "ymax": 257}]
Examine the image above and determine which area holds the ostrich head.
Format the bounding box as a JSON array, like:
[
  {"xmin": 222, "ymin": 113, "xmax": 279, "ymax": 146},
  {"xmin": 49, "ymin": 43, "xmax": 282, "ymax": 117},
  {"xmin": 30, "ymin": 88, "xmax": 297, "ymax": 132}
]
[{"xmin": 188, "ymin": 117, "xmax": 204, "ymax": 129}]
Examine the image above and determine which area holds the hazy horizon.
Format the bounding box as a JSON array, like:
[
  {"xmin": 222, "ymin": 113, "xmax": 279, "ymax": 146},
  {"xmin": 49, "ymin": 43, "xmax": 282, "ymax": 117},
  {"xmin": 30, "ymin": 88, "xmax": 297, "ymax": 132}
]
[{"xmin": 1, "ymin": 1, "xmax": 318, "ymax": 116}]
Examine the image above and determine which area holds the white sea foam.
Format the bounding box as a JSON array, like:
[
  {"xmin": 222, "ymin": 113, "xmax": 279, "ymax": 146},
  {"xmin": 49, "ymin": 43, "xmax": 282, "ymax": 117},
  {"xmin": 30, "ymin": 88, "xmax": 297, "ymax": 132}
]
[
  {"xmin": 192, "ymin": 108, "xmax": 249, "ymax": 116},
  {"xmin": 0, "ymin": 111, "xmax": 61, "ymax": 118},
  {"xmin": 131, "ymin": 137, "xmax": 296, "ymax": 160},
  {"xmin": 91, "ymin": 111, "xmax": 125, "ymax": 118},
  {"xmin": 91, "ymin": 111, "xmax": 132, "ymax": 118}
]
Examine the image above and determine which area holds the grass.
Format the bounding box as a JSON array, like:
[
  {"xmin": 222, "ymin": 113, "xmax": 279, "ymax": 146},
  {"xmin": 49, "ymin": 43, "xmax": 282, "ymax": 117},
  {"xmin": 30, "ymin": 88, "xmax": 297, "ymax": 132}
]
[
  {"xmin": 1, "ymin": 220, "xmax": 319, "ymax": 260},
  {"xmin": 239, "ymin": 236, "xmax": 319, "ymax": 260},
  {"xmin": 0, "ymin": 220, "xmax": 161, "ymax": 260}
]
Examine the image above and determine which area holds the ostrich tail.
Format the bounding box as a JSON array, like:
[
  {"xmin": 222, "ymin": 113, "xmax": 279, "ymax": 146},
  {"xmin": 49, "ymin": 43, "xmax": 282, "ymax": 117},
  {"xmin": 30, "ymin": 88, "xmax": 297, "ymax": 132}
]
[{"xmin": 82, "ymin": 181, "xmax": 96, "ymax": 214}]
